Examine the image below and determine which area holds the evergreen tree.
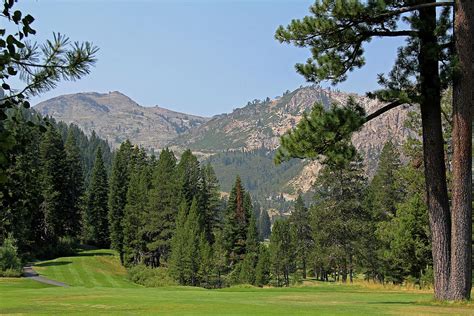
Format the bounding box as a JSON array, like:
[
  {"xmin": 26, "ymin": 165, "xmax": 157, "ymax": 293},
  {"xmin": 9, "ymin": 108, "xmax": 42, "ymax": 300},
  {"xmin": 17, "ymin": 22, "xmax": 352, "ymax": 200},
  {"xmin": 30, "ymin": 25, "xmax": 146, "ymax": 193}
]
[
  {"xmin": 239, "ymin": 212, "xmax": 259, "ymax": 285},
  {"xmin": 212, "ymin": 229, "xmax": 227, "ymax": 288},
  {"xmin": 169, "ymin": 202, "xmax": 189, "ymax": 284},
  {"xmin": 366, "ymin": 141, "xmax": 402, "ymax": 221},
  {"xmin": 177, "ymin": 149, "xmax": 202, "ymax": 207},
  {"xmin": 198, "ymin": 233, "xmax": 213, "ymax": 287},
  {"xmin": 289, "ymin": 195, "xmax": 313, "ymax": 279},
  {"xmin": 182, "ymin": 198, "xmax": 202, "ymax": 286},
  {"xmin": 83, "ymin": 147, "xmax": 109, "ymax": 247},
  {"xmin": 122, "ymin": 149, "xmax": 149, "ymax": 266},
  {"xmin": 39, "ymin": 125, "xmax": 68, "ymax": 242},
  {"xmin": 63, "ymin": 129, "xmax": 84, "ymax": 238},
  {"xmin": 0, "ymin": 109, "xmax": 43, "ymax": 255},
  {"xmin": 362, "ymin": 141, "xmax": 403, "ymax": 282},
  {"xmin": 108, "ymin": 140, "xmax": 133, "ymax": 263},
  {"xmin": 274, "ymin": 0, "xmax": 471, "ymax": 300},
  {"xmin": 144, "ymin": 148, "xmax": 180, "ymax": 266},
  {"xmin": 223, "ymin": 176, "xmax": 251, "ymax": 266},
  {"xmin": 200, "ymin": 163, "xmax": 222, "ymax": 242},
  {"xmin": 257, "ymin": 209, "xmax": 271, "ymax": 241},
  {"xmin": 255, "ymin": 244, "xmax": 271, "ymax": 287},
  {"xmin": 269, "ymin": 219, "xmax": 296, "ymax": 287},
  {"xmin": 311, "ymin": 158, "xmax": 368, "ymax": 283}
]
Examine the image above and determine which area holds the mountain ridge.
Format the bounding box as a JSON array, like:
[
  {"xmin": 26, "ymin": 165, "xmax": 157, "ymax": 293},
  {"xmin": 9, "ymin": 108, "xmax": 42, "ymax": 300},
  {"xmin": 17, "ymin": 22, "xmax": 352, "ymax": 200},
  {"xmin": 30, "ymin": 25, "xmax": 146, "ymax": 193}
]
[
  {"xmin": 34, "ymin": 91, "xmax": 210, "ymax": 150},
  {"xmin": 34, "ymin": 86, "xmax": 412, "ymax": 196}
]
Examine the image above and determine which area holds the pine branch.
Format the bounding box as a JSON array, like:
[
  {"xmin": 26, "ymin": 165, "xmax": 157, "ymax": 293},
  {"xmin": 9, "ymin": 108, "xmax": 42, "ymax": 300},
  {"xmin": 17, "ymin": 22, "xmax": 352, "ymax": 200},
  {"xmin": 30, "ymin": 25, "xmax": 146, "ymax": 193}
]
[
  {"xmin": 372, "ymin": 1, "xmax": 454, "ymax": 20},
  {"xmin": 365, "ymin": 30, "xmax": 418, "ymax": 37},
  {"xmin": 364, "ymin": 100, "xmax": 407, "ymax": 123}
]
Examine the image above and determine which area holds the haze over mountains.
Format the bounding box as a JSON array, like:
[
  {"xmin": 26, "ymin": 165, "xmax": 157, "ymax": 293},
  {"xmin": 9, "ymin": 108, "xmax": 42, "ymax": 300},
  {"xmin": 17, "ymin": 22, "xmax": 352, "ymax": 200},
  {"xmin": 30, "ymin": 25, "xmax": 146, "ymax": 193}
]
[{"xmin": 34, "ymin": 85, "xmax": 412, "ymax": 196}]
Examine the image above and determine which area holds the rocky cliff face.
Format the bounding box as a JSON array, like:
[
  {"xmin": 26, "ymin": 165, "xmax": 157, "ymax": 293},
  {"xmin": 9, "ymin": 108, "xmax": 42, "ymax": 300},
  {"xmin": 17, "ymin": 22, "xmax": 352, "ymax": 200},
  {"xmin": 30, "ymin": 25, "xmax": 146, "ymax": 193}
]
[
  {"xmin": 34, "ymin": 86, "xmax": 412, "ymax": 194},
  {"xmin": 34, "ymin": 91, "xmax": 209, "ymax": 150},
  {"xmin": 173, "ymin": 85, "xmax": 412, "ymax": 189}
]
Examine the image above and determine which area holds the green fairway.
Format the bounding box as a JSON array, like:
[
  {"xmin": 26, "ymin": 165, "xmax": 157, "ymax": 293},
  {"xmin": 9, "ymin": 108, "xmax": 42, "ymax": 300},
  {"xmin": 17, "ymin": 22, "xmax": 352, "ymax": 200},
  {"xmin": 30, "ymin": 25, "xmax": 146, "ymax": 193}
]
[
  {"xmin": 32, "ymin": 249, "xmax": 135, "ymax": 288},
  {"xmin": 1, "ymin": 249, "xmax": 473, "ymax": 315}
]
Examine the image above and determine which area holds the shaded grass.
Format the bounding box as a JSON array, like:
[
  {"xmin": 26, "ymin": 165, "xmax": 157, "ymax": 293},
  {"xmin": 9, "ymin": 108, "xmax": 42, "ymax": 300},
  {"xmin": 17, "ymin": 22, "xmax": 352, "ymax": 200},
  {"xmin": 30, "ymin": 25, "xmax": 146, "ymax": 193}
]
[{"xmin": 1, "ymin": 249, "xmax": 473, "ymax": 315}]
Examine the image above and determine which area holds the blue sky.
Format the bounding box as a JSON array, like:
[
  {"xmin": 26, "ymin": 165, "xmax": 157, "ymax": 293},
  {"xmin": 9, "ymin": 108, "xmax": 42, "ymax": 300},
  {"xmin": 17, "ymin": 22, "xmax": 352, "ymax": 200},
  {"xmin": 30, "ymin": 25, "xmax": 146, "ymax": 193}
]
[{"xmin": 21, "ymin": 0, "xmax": 405, "ymax": 116}]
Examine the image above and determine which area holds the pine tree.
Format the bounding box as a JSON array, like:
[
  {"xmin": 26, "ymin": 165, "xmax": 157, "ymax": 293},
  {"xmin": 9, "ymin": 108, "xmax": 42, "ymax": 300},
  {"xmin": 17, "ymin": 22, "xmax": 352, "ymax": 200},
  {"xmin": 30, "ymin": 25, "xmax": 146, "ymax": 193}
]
[
  {"xmin": 122, "ymin": 149, "xmax": 149, "ymax": 266},
  {"xmin": 255, "ymin": 244, "xmax": 271, "ymax": 287},
  {"xmin": 212, "ymin": 229, "xmax": 227, "ymax": 288},
  {"xmin": 274, "ymin": 0, "xmax": 471, "ymax": 300},
  {"xmin": 177, "ymin": 149, "xmax": 202, "ymax": 207},
  {"xmin": 83, "ymin": 147, "xmax": 109, "ymax": 247},
  {"xmin": 63, "ymin": 129, "xmax": 84, "ymax": 238},
  {"xmin": 144, "ymin": 148, "xmax": 180, "ymax": 266},
  {"xmin": 182, "ymin": 198, "xmax": 202, "ymax": 286},
  {"xmin": 366, "ymin": 141, "xmax": 402, "ymax": 221},
  {"xmin": 39, "ymin": 125, "xmax": 68, "ymax": 242},
  {"xmin": 239, "ymin": 212, "xmax": 259, "ymax": 285},
  {"xmin": 200, "ymin": 163, "xmax": 222, "ymax": 243},
  {"xmin": 108, "ymin": 140, "xmax": 133, "ymax": 263},
  {"xmin": 223, "ymin": 176, "xmax": 251, "ymax": 266},
  {"xmin": 269, "ymin": 219, "xmax": 296, "ymax": 287},
  {"xmin": 363, "ymin": 141, "xmax": 403, "ymax": 281},
  {"xmin": 289, "ymin": 195, "xmax": 313, "ymax": 279},
  {"xmin": 169, "ymin": 201, "xmax": 189, "ymax": 284},
  {"xmin": 0, "ymin": 109, "xmax": 43, "ymax": 255},
  {"xmin": 257, "ymin": 209, "xmax": 271, "ymax": 241},
  {"xmin": 198, "ymin": 233, "xmax": 213, "ymax": 287},
  {"xmin": 311, "ymin": 157, "xmax": 368, "ymax": 283}
]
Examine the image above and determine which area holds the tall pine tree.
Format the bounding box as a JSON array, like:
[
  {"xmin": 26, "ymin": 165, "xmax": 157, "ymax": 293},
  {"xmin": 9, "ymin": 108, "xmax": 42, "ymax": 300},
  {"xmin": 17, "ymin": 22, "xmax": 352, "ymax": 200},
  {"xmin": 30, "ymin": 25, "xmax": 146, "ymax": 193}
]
[
  {"xmin": 108, "ymin": 140, "xmax": 133, "ymax": 263},
  {"xmin": 83, "ymin": 147, "xmax": 109, "ymax": 247}
]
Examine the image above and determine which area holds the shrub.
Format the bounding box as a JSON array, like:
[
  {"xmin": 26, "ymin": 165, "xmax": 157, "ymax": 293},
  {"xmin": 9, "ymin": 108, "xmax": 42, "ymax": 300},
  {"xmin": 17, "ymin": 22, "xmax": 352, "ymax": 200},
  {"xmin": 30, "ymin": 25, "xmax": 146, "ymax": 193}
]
[
  {"xmin": 127, "ymin": 265, "xmax": 177, "ymax": 287},
  {"xmin": 0, "ymin": 236, "xmax": 22, "ymax": 277}
]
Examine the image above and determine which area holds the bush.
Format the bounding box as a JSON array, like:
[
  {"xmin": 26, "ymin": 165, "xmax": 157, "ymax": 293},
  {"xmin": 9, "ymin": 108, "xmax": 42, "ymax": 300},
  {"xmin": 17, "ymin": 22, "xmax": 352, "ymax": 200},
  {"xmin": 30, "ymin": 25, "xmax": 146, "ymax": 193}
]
[
  {"xmin": 0, "ymin": 236, "xmax": 22, "ymax": 277},
  {"xmin": 127, "ymin": 265, "xmax": 177, "ymax": 287},
  {"xmin": 0, "ymin": 268, "xmax": 22, "ymax": 277},
  {"xmin": 419, "ymin": 266, "xmax": 433, "ymax": 289}
]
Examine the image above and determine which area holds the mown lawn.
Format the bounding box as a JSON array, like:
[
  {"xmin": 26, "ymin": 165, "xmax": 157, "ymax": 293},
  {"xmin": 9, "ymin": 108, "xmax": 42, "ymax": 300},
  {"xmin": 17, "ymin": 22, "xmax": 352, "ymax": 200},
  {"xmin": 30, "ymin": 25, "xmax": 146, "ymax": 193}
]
[
  {"xmin": 1, "ymin": 249, "xmax": 473, "ymax": 315},
  {"xmin": 32, "ymin": 249, "xmax": 135, "ymax": 288}
]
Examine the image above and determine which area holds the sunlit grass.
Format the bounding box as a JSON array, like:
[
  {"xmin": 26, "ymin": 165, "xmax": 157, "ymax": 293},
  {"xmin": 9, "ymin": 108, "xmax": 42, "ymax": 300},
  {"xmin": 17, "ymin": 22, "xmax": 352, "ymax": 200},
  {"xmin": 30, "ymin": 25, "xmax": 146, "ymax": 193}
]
[{"xmin": 1, "ymin": 249, "xmax": 473, "ymax": 315}]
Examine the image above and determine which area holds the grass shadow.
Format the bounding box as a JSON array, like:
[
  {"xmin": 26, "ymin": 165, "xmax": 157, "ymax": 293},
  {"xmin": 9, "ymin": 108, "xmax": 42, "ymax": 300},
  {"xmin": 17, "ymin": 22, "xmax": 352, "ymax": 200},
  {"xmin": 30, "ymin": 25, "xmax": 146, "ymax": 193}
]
[
  {"xmin": 75, "ymin": 252, "xmax": 114, "ymax": 257},
  {"xmin": 35, "ymin": 261, "xmax": 72, "ymax": 267}
]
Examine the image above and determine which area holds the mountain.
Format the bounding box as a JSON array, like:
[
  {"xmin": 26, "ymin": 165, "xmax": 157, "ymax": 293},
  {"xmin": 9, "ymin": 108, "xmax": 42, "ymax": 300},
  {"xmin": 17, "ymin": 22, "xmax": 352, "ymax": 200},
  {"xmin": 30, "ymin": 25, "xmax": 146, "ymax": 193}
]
[
  {"xmin": 173, "ymin": 85, "xmax": 412, "ymax": 186},
  {"xmin": 34, "ymin": 86, "xmax": 412, "ymax": 198},
  {"xmin": 34, "ymin": 91, "xmax": 210, "ymax": 150}
]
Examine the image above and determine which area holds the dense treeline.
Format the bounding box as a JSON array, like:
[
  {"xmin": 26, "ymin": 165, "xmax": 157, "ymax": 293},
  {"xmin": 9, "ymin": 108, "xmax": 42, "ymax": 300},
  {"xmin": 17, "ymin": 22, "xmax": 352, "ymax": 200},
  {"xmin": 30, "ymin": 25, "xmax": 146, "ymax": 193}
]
[
  {"xmin": 0, "ymin": 109, "xmax": 111, "ymax": 260},
  {"xmin": 0, "ymin": 107, "xmax": 439, "ymax": 289}
]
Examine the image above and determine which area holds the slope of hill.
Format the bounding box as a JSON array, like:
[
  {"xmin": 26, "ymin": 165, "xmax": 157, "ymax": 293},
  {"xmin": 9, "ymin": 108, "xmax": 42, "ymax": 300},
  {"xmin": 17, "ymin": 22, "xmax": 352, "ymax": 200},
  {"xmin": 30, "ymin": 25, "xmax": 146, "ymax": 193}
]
[
  {"xmin": 34, "ymin": 91, "xmax": 209, "ymax": 150},
  {"xmin": 177, "ymin": 85, "xmax": 412, "ymax": 185}
]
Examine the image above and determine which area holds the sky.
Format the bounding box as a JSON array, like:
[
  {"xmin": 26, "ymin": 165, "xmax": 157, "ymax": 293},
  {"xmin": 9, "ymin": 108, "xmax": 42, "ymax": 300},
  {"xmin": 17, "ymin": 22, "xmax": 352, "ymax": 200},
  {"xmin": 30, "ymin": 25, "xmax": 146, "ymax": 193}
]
[{"xmin": 19, "ymin": 0, "xmax": 406, "ymax": 117}]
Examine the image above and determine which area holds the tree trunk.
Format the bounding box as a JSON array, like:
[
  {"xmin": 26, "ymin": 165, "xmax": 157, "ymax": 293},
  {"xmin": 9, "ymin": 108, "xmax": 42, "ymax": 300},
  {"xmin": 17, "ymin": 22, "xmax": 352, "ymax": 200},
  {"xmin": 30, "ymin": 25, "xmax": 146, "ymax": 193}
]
[
  {"xmin": 342, "ymin": 259, "xmax": 347, "ymax": 283},
  {"xmin": 450, "ymin": 0, "xmax": 473, "ymax": 300},
  {"xmin": 349, "ymin": 254, "xmax": 353, "ymax": 283},
  {"xmin": 302, "ymin": 257, "xmax": 307, "ymax": 279},
  {"xmin": 418, "ymin": 3, "xmax": 452, "ymax": 301}
]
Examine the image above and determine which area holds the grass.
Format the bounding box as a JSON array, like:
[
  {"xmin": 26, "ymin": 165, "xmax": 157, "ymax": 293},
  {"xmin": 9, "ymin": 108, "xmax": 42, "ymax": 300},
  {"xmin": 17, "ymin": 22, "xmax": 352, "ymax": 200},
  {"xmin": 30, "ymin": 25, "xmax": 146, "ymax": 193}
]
[
  {"xmin": 32, "ymin": 248, "xmax": 135, "ymax": 288},
  {"xmin": 1, "ymin": 249, "xmax": 473, "ymax": 315}
]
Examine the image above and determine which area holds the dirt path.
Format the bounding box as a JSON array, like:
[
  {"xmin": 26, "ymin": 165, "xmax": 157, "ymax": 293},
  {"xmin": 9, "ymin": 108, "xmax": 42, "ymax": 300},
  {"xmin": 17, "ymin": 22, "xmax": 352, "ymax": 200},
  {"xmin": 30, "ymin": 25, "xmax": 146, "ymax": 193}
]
[{"xmin": 23, "ymin": 265, "xmax": 69, "ymax": 287}]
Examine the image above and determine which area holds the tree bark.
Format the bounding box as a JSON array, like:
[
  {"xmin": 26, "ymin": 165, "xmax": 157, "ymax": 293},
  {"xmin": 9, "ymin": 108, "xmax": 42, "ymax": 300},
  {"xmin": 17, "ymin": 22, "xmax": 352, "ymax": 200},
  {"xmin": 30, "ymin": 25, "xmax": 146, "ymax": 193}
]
[
  {"xmin": 418, "ymin": 3, "xmax": 452, "ymax": 301},
  {"xmin": 450, "ymin": 0, "xmax": 473, "ymax": 300}
]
